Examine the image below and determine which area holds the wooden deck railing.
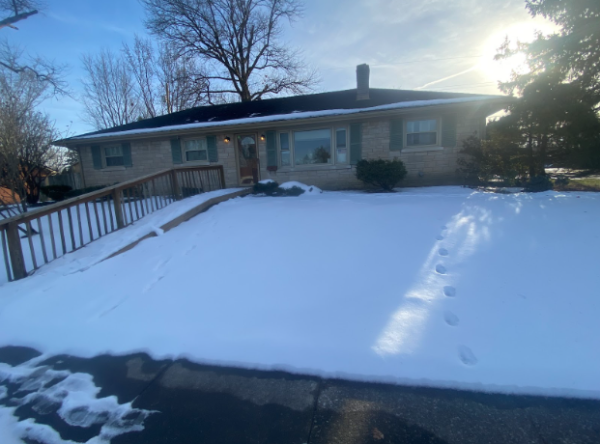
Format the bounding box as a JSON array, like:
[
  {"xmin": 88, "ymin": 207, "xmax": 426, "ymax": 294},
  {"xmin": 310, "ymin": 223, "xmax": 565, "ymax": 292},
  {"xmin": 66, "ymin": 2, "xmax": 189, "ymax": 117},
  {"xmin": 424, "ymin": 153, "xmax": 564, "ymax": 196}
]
[{"xmin": 0, "ymin": 165, "xmax": 226, "ymax": 282}]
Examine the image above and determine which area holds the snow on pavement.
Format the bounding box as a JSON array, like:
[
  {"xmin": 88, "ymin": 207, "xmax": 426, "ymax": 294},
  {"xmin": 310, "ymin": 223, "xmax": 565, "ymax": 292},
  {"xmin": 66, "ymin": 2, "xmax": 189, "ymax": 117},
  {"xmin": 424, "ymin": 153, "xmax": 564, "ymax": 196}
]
[
  {"xmin": 0, "ymin": 355, "xmax": 154, "ymax": 443},
  {"xmin": 1, "ymin": 186, "xmax": 599, "ymax": 399}
]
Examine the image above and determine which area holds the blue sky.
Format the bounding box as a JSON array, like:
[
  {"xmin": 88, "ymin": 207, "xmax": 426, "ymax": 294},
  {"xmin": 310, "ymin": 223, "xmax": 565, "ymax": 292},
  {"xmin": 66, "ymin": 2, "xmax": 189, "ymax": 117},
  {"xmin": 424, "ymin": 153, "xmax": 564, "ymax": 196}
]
[{"xmin": 3, "ymin": 0, "xmax": 555, "ymax": 135}]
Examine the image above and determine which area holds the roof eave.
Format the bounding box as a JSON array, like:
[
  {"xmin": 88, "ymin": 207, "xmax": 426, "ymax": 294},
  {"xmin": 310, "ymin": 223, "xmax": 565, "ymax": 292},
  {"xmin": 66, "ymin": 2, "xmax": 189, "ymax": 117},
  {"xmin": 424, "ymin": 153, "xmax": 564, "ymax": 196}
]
[{"xmin": 57, "ymin": 96, "xmax": 512, "ymax": 147}]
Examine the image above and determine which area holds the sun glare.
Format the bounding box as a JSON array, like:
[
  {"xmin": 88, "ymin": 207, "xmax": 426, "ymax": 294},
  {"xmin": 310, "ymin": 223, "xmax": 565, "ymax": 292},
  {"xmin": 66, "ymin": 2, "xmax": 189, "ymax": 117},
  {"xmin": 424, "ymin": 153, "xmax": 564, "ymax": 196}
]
[{"xmin": 479, "ymin": 22, "xmax": 555, "ymax": 83}]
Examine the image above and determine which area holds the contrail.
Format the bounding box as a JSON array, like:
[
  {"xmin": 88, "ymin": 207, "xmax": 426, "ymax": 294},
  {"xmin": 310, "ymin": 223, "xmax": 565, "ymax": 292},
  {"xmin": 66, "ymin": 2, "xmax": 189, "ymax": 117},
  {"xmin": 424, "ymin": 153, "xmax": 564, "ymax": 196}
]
[{"xmin": 415, "ymin": 65, "xmax": 479, "ymax": 90}]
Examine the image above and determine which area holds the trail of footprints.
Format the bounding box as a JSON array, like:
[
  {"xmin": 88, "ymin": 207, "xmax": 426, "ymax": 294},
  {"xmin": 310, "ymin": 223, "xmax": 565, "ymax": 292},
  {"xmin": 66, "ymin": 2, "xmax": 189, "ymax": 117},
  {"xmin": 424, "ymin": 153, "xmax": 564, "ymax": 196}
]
[{"xmin": 435, "ymin": 225, "xmax": 478, "ymax": 367}]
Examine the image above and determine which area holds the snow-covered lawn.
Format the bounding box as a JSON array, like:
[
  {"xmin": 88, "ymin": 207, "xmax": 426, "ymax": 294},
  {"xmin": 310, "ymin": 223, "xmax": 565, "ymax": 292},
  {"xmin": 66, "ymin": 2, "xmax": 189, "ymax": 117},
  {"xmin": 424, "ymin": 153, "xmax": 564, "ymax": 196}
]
[{"xmin": 1, "ymin": 186, "xmax": 599, "ymax": 399}]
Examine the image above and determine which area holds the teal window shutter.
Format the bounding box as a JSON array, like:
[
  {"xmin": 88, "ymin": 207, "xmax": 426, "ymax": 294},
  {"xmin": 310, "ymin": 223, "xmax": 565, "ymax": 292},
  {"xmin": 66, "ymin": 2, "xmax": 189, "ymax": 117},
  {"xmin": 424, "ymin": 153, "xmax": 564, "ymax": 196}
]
[
  {"xmin": 350, "ymin": 123, "xmax": 362, "ymax": 164},
  {"xmin": 442, "ymin": 115, "xmax": 457, "ymax": 147},
  {"xmin": 266, "ymin": 131, "xmax": 277, "ymax": 167},
  {"xmin": 170, "ymin": 138, "xmax": 182, "ymax": 164},
  {"xmin": 207, "ymin": 135, "xmax": 218, "ymax": 162},
  {"xmin": 389, "ymin": 118, "xmax": 403, "ymax": 151},
  {"xmin": 91, "ymin": 145, "xmax": 103, "ymax": 170},
  {"xmin": 122, "ymin": 142, "xmax": 132, "ymax": 167}
]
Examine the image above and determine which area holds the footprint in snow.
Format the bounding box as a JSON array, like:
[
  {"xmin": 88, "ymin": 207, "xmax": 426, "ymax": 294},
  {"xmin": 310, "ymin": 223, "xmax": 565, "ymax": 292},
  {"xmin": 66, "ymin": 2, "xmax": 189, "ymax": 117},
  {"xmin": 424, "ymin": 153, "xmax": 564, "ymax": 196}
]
[
  {"xmin": 183, "ymin": 245, "xmax": 197, "ymax": 256},
  {"xmin": 458, "ymin": 345, "xmax": 478, "ymax": 366},
  {"xmin": 438, "ymin": 248, "xmax": 449, "ymax": 257},
  {"xmin": 435, "ymin": 264, "xmax": 447, "ymax": 275},
  {"xmin": 143, "ymin": 275, "xmax": 165, "ymax": 294},
  {"xmin": 444, "ymin": 311, "xmax": 460, "ymax": 326},
  {"xmin": 443, "ymin": 286, "xmax": 456, "ymax": 297},
  {"xmin": 441, "ymin": 225, "xmax": 447, "ymax": 230},
  {"xmin": 436, "ymin": 234, "xmax": 445, "ymax": 241},
  {"xmin": 153, "ymin": 257, "xmax": 171, "ymax": 271}
]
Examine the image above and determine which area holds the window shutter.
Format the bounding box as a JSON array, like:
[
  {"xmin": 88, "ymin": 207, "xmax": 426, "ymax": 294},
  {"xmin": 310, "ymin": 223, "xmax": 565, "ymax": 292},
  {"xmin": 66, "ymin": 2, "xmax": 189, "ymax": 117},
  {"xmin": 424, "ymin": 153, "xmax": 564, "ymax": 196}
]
[
  {"xmin": 91, "ymin": 145, "xmax": 103, "ymax": 170},
  {"xmin": 389, "ymin": 118, "xmax": 403, "ymax": 151},
  {"xmin": 442, "ymin": 115, "xmax": 457, "ymax": 147},
  {"xmin": 350, "ymin": 123, "xmax": 362, "ymax": 165},
  {"xmin": 207, "ymin": 135, "xmax": 218, "ymax": 162},
  {"xmin": 266, "ymin": 131, "xmax": 277, "ymax": 167},
  {"xmin": 170, "ymin": 138, "xmax": 182, "ymax": 164},
  {"xmin": 122, "ymin": 142, "xmax": 132, "ymax": 167}
]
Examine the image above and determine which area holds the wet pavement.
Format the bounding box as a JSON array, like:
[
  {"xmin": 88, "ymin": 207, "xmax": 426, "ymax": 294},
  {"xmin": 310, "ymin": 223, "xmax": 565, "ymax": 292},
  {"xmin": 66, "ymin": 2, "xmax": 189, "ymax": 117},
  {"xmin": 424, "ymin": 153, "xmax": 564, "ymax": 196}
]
[{"xmin": 1, "ymin": 346, "xmax": 599, "ymax": 444}]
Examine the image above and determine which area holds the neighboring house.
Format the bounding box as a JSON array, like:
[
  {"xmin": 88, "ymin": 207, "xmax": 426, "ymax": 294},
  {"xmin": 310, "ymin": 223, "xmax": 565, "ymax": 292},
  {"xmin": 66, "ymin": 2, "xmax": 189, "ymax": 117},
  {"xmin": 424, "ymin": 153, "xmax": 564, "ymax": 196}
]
[{"xmin": 57, "ymin": 65, "xmax": 509, "ymax": 190}]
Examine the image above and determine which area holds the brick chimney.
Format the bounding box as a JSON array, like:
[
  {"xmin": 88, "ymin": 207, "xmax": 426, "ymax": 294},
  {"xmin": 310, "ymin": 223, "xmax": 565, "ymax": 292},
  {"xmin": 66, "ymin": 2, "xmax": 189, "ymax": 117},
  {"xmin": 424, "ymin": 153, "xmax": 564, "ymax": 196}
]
[{"xmin": 356, "ymin": 64, "xmax": 370, "ymax": 100}]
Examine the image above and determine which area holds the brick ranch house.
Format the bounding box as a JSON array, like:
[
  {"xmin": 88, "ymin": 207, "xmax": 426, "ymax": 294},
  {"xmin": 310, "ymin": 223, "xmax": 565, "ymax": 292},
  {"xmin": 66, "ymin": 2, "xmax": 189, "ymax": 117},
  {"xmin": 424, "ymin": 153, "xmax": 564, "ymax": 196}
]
[{"xmin": 58, "ymin": 65, "xmax": 509, "ymax": 190}]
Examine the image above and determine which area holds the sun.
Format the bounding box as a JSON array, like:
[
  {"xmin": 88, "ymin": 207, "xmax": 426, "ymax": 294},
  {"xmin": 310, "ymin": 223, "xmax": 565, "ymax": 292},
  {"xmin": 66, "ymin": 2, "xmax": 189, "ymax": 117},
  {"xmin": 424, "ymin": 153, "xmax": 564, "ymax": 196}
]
[{"xmin": 479, "ymin": 21, "xmax": 556, "ymax": 83}]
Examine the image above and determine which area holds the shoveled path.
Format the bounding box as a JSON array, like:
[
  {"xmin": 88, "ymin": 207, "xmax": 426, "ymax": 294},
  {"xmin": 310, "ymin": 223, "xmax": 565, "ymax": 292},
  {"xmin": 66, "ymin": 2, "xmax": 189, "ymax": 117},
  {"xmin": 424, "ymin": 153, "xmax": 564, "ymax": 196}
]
[{"xmin": 1, "ymin": 346, "xmax": 599, "ymax": 444}]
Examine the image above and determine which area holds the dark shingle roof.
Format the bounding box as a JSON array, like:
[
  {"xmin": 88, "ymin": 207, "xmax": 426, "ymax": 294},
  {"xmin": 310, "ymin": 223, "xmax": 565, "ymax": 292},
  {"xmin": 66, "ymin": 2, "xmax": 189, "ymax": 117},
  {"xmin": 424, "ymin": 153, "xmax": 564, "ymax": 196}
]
[{"xmin": 76, "ymin": 88, "xmax": 496, "ymax": 139}]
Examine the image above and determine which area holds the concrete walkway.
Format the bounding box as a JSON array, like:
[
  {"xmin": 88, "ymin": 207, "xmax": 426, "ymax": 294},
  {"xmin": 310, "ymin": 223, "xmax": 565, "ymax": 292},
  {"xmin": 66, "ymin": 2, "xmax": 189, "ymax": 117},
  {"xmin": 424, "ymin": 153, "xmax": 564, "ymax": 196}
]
[{"xmin": 1, "ymin": 346, "xmax": 599, "ymax": 444}]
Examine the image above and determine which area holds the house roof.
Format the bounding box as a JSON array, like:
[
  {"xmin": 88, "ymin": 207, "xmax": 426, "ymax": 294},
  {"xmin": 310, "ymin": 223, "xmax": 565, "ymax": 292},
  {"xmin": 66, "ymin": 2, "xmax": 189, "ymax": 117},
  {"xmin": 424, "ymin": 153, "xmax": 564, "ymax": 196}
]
[{"xmin": 61, "ymin": 88, "xmax": 509, "ymax": 144}]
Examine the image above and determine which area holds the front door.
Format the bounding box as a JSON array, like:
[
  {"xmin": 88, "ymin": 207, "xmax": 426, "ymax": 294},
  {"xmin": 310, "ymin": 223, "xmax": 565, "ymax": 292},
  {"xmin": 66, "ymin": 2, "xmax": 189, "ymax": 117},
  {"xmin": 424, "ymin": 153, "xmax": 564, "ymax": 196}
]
[{"xmin": 236, "ymin": 134, "xmax": 259, "ymax": 185}]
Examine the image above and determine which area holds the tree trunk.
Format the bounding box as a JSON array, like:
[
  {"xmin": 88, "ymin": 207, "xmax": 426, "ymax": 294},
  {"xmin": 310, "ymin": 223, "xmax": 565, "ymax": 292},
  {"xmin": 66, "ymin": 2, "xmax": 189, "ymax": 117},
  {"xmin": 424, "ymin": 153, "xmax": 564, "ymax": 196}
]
[
  {"xmin": 527, "ymin": 131, "xmax": 536, "ymax": 177},
  {"xmin": 240, "ymin": 78, "xmax": 252, "ymax": 102},
  {"xmin": 539, "ymin": 134, "xmax": 548, "ymax": 176}
]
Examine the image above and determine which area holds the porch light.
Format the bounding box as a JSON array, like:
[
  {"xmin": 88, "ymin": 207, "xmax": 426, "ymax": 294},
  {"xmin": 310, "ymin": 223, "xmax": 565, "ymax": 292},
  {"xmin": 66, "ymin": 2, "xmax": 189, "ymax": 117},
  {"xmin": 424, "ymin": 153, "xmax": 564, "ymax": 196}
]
[
  {"xmin": 224, "ymin": 136, "xmax": 231, "ymax": 143},
  {"xmin": 260, "ymin": 134, "xmax": 266, "ymax": 141}
]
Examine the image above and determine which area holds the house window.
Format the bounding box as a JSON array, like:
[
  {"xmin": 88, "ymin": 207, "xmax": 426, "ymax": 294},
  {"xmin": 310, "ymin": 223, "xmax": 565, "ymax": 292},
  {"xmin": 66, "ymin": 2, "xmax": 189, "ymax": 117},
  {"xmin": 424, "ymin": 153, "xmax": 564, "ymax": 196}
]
[
  {"xmin": 104, "ymin": 145, "xmax": 124, "ymax": 167},
  {"xmin": 277, "ymin": 127, "xmax": 348, "ymax": 167},
  {"xmin": 279, "ymin": 133, "xmax": 290, "ymax": 166},
  {"xmin": 335, "ymin": 128, "xmax": 348, "ymax": 163},
  {"xmin": 184, "ymin": 139, "xmax": 208, "ymax": 162},
  {"xmin": 293, "ymin": 129, "xmax": 332, "ymax": 165},
  {"xmin": 406, "ymin": 119, "xmax": 438, "ymax": 147}
]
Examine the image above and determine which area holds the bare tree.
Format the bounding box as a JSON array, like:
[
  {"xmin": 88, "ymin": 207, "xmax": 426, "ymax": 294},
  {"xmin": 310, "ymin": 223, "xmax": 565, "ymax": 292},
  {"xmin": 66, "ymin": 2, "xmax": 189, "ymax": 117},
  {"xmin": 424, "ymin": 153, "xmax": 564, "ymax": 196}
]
[
  {"xmin": 123, "ymin": 35, "xmax": 158, "ymax": 118},
  {"xmin": 0, "ymin": 2, "xmax": 67, "ymax": 94},
  {"xmin": 156, "ymin": 42, "xmax": 210, "ymax": 111},
  {"xmin": 81, "ymin": 49, "xmax": 141, "ymax": 129},
  {"xmin": 140, "ymin": 0, "xmax": 318, "ymax": 102},
  {"xmin": 0, "ymin": 0, "xmax": 38, "ymax": 31},
  {"xmin": 123, "ymin": 36, "xmax": 209, "ymax": 118},
  {"xmin": 0, "ymin": 64, "xmax": 63, "ymax": 216}
]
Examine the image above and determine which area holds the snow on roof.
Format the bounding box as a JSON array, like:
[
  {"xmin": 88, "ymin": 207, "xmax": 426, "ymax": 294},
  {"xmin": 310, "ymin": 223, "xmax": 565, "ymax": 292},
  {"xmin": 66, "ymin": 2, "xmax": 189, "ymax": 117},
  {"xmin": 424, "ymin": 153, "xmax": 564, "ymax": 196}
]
[{"xmin": 70, "ymin": 95, "xmax": 502, "ymax": 141}]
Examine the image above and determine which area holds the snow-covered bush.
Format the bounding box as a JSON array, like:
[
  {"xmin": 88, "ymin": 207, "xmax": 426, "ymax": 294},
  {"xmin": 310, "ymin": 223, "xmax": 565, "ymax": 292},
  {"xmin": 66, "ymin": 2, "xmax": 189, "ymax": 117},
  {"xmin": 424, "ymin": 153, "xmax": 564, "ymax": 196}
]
[
  {"xmin": 253, "ymin": 180, "xmax": 281, "ymax": 196},
  {"xmin": 253, "ymin": 180, "xmax": 322, "ymax": 196},
  {"xmin": 356, "ymin": 159, "xmax": 407, "ymax": 191}
]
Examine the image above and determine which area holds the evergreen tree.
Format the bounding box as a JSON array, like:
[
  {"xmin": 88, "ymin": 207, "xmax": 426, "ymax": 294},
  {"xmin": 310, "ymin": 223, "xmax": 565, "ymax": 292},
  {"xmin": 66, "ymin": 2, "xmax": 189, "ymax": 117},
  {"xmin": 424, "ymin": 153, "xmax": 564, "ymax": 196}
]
[{"xmin": 491, "ymin": 0, "xmax": 600, "ymax": 173}]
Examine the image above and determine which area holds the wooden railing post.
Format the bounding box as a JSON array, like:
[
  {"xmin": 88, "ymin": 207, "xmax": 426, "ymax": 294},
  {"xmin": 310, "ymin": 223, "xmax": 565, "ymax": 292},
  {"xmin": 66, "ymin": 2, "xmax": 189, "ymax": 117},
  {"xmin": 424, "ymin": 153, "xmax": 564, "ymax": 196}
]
[
  {"xmin": 171, "ymin": 170, "xmax": 182, "ymax": 200},
  {"xmin": 6, "ymin": 222, "xmax": 27, "ymax": 280},
  {"xmin": 112, "ymin": 189, "xmax": 125, "ymax": 229}
]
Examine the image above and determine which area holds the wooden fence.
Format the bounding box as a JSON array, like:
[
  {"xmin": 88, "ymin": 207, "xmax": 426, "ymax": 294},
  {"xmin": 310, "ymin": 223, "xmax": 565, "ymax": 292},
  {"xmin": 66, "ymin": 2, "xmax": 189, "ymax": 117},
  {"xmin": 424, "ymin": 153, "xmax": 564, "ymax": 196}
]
[{"xmin": 0, "ymin": 165, "xmax": 226, "ymax": 282}]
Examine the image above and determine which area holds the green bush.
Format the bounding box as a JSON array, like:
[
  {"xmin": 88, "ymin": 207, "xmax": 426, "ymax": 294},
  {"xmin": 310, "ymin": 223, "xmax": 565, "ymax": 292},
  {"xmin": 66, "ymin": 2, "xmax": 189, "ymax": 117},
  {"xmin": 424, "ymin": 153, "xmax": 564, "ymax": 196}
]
[
  {"xmin": 524, "ymin": 175, "xmax": 553, "ymax": 192},
  {"xmin": 356, "ymin": 159, "xmax": 407, "ymax": 191},
  {"xmin": 252, "ymin": 181, "xmax": 306, "ymax": 196},
  {"xmin": 553, "ymin": 176, "xmax": 570, "ymax": 187},
  {"xmin": 457, "ymin": 136, "xmax": 528, "ymax": 186},
  {"xmin": 41, "ymin": 185, "xmax": 72, "ymax": 201}
]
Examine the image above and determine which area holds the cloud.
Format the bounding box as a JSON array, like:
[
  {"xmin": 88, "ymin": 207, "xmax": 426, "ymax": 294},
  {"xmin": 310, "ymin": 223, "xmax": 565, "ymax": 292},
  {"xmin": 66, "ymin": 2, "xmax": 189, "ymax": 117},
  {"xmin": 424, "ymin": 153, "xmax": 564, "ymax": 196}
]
[
  {"xmin": 286, "ymin": 0, "xmax": 549, "ymax": 92},
  {"xmin": 45, "ymin": 12, "xmax": 132, "ymax": 37}
]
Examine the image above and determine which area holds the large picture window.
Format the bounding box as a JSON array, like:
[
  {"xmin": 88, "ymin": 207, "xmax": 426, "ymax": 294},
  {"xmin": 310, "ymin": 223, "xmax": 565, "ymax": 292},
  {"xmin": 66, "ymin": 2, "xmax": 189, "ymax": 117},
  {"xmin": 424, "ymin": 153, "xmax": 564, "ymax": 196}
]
[
  {"xmin": 406, "ymin": 119, "xmax": 438, "ymax": 147},
  {"xmin": 277, "ymin": 127, "xmax": 348, "ymax": 167},
  {"xmin": 184, "ymin": 139, "xmax": 208, "ymax": 162},
  {"xmin": 294, "ymin": 129, "xmax": 332, "ymax": 165}
]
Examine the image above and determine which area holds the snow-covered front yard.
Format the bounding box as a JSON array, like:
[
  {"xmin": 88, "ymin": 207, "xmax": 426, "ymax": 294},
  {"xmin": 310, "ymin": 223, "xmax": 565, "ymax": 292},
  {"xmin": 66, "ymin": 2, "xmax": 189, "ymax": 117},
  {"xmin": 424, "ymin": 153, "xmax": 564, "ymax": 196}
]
[{"xmin": 1, "ymin": 186, "xmax": 599, "ymax": 398}]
